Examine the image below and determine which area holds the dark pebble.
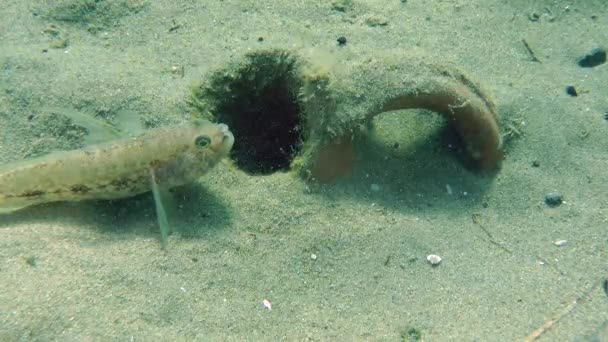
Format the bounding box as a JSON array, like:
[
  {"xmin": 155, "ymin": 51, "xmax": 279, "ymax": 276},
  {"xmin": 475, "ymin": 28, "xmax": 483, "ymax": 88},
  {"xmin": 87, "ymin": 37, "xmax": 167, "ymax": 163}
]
[
  {"xmin": 545, "ymin": 192, "xmax": 563, "ymax": 207},
  {"xmin": 578, "ymin": 48, "xmax": 606, "ymax": 68},
  {"xmin": 565, "ymin": 85, "xmax": 578, "ymax": 97},
  {"xmin": 337, "ymin": 36, "xmax": 347, "ymax": 46}
]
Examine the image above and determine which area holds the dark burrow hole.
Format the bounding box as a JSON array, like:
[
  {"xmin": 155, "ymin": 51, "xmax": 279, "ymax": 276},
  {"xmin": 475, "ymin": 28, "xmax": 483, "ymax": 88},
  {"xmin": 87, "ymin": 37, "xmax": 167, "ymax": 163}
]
[{"xmin": 198, "ymin": 52, "xmax": 304, "ymax": 175}]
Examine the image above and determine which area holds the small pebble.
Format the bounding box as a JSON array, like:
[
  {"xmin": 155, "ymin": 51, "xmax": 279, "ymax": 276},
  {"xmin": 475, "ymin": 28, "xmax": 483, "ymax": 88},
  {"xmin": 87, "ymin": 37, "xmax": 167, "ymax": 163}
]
[
  {"xmin": 545, "ymin": 192, "xmax": 563, "ymax": 207},
  {"xmin": 565, "ymin": 85, "xmax": 578, "ymax": 97},
  {"xmin": 337, "ymin": 36, "xmax": 347, "ymax": 46},
  {"xmin": 262, "ymin": 299, "xmax": 272, "ymax": 310},
  {"xmin": 553, "ymin": 240, "xmax": 569, "ymax": 247},
  {"xmin": 426, "ymin": 254, "xmax": 442, "ymax": 266},
  {"xmin": 310, "ymin": 253, "xmax": 317, "ymax": 260}
]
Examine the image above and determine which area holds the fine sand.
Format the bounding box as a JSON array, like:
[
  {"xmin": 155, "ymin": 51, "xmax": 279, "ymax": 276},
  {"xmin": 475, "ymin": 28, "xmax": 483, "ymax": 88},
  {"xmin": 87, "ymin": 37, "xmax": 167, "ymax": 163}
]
[{"xmin": 1, "ymin": 0, "xmax": 607, "ymax": 340}]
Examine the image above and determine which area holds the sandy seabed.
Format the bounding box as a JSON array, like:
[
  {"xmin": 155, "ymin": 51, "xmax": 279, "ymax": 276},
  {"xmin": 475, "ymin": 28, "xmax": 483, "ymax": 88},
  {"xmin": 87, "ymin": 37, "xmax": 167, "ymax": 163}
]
[{"xmin": 1, "ymin": 1, "xmax": 607, "ymax": 340}]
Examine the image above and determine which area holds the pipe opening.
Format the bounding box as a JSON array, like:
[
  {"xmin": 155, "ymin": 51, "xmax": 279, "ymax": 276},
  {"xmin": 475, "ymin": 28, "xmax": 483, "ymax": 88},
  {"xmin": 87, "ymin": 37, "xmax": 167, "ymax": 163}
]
[{"xmin": 192, "ymin": 51, "xmax": 304, "ymax": 175}]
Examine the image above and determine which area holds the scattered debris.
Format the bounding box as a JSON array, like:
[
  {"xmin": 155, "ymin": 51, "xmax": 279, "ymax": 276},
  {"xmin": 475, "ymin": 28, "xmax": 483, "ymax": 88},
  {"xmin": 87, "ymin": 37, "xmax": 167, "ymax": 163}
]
[
  {"xmin": 446, "ymin": 184, "xmax": 452, "ymax": 195},
  {"xmin": 545, "ymin": 192, "xmax": 563, "ymax": 207},
  {"xmin": 402, "ymin": 327, "xmax": 422, "ymax": 341},
  {"xmin": 502, "ymin": 117, "xmax": 525, "ymax": 142},
  {"xmin": 527, "ymin": 12, "xmax": 540, "ymax": 22},
  {"xmin": 168, "ymin": 19, "xmax": 182, "ymax": 33},
  {"xmin": 472, "ymin": 213, "xmax": 514, "ymax": 255},
  {"xmin": 25, "ymin": 256, "xmax": 37, "ymax": 267},
  {"xmin": 262, "ymin": 299, "xmax": 272, "ymax": 310},
  {"xmin": 522, "ymin": 39, "xmax": 541, "ymax": 62},
  {"xmin": 525, "ymin": 281, "xmax": 602, "ymax": 341},
  {"xmin": 170, "ymin": 64, "xmax": 184, "ymax": 77},
  {"xmin": 384, "ymin": 255, "xmax": 391, "ymax": 266},
  {"xmin": 364, "ymin": 14, "xmax": 389, "ymax": 27},
  {"xmin": 331, "ymin": 0, "xmax": 353, "ymax": 12},
  {"xmin": 577, "ymin": 47, "xmax": 606, "ymax": 68},
  {"xmin": 426, "ymin": 254, "xmax": 442, "ymax": 266},
  {"xmin": 553, "ymin": 240, "xmax": 569, "ymax": 247},
  {"xmin": 50, "ymin": 37, "xmax": 69, "ymax": 49}
]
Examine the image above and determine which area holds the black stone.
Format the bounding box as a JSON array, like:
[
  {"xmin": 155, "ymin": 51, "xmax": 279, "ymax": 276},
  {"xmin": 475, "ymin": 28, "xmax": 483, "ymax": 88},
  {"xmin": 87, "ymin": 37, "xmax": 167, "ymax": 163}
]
[
  {"xmin": 565, "ymin": 85, "xmax": 578, "ymax": 97},
  {"xmin": 545, "ymin": 192, "xmax": 563, "ymax": 207},
  {"xmin": 337, "ymin": 36, "xmax": 347, "ymax": 46},
  {"xmin": 578, "ymin": 48, "xmax": 606, "ymax": 68}
]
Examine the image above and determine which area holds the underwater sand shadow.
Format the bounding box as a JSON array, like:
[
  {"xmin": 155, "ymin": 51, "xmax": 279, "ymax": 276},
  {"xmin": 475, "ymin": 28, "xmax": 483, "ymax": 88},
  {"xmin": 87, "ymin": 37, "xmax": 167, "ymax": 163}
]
[
  {"xmin": 316, "ymin": 113, "xmax": 498, "ymax": 212},
  {"xmin": 0, "ymin": 184, "xmax": 232, "ymax": 244}
]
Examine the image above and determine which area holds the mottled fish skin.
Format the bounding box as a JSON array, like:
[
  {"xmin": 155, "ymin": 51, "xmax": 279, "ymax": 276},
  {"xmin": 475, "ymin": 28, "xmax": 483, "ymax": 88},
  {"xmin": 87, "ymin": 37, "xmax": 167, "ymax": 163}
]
[{"xmin": 0, "ymin": 121, "xmax": 234, "ymax": 212}]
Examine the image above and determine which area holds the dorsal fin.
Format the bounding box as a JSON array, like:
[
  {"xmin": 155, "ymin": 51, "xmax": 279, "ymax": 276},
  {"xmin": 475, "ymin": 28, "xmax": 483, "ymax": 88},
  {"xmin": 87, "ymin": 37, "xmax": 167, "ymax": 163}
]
[{"xmin": 41, "ymin": 107, "xmax": 126, "ymax": 144}]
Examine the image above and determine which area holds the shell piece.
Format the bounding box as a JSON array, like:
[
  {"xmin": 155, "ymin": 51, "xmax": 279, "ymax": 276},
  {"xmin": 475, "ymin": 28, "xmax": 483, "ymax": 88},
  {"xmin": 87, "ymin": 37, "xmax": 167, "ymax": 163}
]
[
  {"xmin": 553, "ymin": 240, "xmax": 569, "ymax": 247},
  {"xmin": 426, "ymin": 254, "xmax": 442, "ymax": 266}
]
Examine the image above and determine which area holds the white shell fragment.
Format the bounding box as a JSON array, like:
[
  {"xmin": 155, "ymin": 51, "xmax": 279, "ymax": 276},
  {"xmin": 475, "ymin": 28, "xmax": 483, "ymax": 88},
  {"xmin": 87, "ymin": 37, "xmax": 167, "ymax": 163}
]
[
  {"xmin": 553, "ymin": 240, "xmax": 569, "ymax": 247},
  {"xmin": 426, "ymin": 254, "xmax": 442, "ymax": 265}
]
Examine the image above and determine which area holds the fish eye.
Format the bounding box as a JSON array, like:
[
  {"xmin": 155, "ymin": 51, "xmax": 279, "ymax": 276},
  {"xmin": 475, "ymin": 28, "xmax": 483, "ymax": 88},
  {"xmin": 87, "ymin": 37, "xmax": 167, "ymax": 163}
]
[{"xmin": 194, "ymin": 135, "xmax": 211, "ymax": 148}]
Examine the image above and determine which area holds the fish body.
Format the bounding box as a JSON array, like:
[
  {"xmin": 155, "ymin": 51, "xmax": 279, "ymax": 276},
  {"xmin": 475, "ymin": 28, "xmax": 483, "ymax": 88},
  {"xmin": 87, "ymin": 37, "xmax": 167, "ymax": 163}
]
[{"xmin": 0, "ymin": 121, "xmax": 234, "ymax": 212}]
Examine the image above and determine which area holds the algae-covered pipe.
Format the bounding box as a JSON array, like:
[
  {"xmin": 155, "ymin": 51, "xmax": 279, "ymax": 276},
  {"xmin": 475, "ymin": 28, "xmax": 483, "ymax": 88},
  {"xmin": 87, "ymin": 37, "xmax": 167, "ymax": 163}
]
[{"xmin": 190, "ymin": 49, "xmax": 502, "ymax": 182}]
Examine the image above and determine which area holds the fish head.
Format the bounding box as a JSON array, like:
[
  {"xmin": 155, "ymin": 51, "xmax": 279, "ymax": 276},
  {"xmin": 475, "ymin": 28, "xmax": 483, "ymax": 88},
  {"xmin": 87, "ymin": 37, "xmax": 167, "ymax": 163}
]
[
  {"xmin": 188, "ymin": 120, "xmax": 234, "ymax": 161},
  {"xmin": 151, "ymin": 120, "xmax": 234, "ymax": 185}
]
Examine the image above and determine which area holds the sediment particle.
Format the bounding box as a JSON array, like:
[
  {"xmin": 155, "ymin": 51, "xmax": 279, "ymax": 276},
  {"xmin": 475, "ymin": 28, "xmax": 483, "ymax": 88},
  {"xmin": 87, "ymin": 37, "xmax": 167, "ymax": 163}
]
[{"xmin": 545, "ymin": 192, "xmax": 563, "ymax": 207}]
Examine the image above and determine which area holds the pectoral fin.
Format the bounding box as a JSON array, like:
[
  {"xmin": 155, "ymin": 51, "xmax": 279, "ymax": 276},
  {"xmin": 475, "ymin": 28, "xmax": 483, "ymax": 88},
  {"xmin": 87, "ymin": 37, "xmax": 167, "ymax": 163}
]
[{"xmin": 149, "ymin": 169, "xmax": 177, "ymax": 250}]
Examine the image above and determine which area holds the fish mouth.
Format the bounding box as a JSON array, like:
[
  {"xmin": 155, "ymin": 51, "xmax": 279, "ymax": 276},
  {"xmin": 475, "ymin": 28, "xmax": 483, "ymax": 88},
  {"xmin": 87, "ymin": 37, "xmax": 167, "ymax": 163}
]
[{"xmin": 217, "ymin": 123, "xmax": 234, "ymax": 154}]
